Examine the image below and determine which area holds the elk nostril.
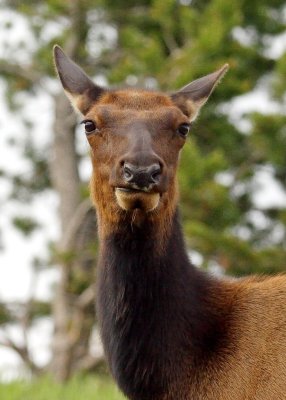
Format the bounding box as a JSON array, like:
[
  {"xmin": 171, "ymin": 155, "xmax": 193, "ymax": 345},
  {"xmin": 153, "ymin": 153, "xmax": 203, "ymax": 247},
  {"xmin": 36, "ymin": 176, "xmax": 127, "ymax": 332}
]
[
  {"xmin": 151, "ymin": 170, "xmax": 160, "ymax": 183},
  {"xmin": 123, "ymin": 165, "xmax": 133, "ymax": 182},
  {"xmin": 150, "ymin": 165, "xmax": 161, "ymax": 183}
]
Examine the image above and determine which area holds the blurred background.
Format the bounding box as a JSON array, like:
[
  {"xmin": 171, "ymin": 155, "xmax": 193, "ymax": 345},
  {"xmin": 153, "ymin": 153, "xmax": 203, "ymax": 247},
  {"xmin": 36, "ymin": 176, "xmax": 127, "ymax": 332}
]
[{"xmin": 0, "ymin": 0, "xmax": 285, "ymax": 398}]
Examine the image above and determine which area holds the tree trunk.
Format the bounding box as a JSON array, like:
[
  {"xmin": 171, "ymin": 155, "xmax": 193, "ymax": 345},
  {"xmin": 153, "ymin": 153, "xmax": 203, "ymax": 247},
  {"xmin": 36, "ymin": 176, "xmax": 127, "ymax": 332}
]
[
  {"xmin": 48, "ymin": 0, "xmax": 101, "ymax": 381},
  {"xmin": 49, "ymin": 91, "xmax": 101, "ymax": 381},
  {"xmin": 49, "ymin": 92, "xmax": 78, "ymax": 381}
]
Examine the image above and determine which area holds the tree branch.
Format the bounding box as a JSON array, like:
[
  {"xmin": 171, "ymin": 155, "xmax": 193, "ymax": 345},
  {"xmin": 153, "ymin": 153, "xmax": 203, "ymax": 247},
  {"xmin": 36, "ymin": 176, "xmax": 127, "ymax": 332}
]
[
  {"xmin": 0, "ymin": 336, "xmax": 41, "ymax": 375},
  {"xmin": 76, "ymin": 283, "xmax": 97, "ymax": 309},
  {"xmin": 77, "ymin": 354, "xmax": 105, "ymax": 373},
  {"xmin": 0, "ymin": 61, "xmax": 42, "ymax": 84},
  {"xmin": 60, "ymin": 198, "xmax": 94, "ymax": 251}
]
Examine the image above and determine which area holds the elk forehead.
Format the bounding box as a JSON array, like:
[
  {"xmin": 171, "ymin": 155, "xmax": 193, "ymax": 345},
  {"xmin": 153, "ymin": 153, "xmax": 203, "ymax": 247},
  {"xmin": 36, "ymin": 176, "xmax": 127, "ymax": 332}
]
[
  {"xmin": 93, "ymin": 89, "xmax": 174, "ymax": 110},
  {"xmin": 87, "ymin": 105, "xmax": 189, "ymax": 131},
  {"xmin": 86, "ymin": 89, "xmax": 191, "ymax": 131}
]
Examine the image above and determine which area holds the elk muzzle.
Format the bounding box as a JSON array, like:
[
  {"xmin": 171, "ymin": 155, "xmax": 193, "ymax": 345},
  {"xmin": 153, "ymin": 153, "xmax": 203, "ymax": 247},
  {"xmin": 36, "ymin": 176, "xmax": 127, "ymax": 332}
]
[{"xmin": 114, "ymin": 159, "xmax": 164, "ymax": 212}]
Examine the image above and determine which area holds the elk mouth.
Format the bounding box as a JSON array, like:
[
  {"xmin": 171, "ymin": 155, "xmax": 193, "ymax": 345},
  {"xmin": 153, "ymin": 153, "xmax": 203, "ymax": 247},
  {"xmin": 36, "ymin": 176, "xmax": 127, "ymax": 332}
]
[
  {"xmin": 116, "ymin": 187, "xmax": 151, "ymax": 194},
  {"xmin": 115, "ymin": 187, "xmax": 160, "ymax": 212}
]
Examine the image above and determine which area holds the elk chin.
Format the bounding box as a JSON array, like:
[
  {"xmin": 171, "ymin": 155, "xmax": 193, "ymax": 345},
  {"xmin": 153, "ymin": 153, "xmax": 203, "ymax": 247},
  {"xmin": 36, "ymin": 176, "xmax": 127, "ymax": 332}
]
[{"xmin": 115, "ymin": 188, "xmax": 160, "ymax": 212}]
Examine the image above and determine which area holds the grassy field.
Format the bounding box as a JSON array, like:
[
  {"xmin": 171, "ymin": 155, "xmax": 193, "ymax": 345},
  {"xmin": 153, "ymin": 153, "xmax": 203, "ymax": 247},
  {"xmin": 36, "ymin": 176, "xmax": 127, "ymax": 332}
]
[{"xmin": 0, "ymin": 375, "xmax": 126, "ymax": 400}]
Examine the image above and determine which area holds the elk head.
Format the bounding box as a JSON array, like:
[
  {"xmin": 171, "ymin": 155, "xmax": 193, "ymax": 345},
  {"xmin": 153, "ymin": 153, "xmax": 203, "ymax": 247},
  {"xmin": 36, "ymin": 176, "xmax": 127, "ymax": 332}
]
[{"xmin": 54, "ymin": 46, "xmax": 228, "ymax": 230}]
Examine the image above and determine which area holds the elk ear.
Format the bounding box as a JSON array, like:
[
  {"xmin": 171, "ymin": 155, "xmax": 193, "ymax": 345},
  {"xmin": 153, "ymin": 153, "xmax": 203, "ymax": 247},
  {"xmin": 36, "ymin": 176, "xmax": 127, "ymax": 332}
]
[
  {"xmin": 171, "ymin": 64, "xmax": 229, "ymax": 121},
  {"xmin": 53, "ymin": 45, "xmax": 104, "ymax": 115}
]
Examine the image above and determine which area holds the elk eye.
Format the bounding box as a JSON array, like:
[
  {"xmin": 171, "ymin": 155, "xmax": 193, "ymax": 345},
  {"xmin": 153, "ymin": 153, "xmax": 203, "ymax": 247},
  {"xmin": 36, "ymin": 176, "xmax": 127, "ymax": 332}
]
[
  {"xmin": 81, "ymin": 120, "xmax": 97, "ymax": 134},
  {"xmin": 177, "ymin": 123, "xmax": 191, "ymax": 137}
]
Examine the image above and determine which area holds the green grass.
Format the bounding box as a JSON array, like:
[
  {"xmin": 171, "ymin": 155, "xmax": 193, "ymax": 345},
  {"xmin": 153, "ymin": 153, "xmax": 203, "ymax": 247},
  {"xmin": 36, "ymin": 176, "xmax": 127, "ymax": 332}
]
[{"xmin": 0, "ymin": 375, "xmax": 126, "ymax": 400}]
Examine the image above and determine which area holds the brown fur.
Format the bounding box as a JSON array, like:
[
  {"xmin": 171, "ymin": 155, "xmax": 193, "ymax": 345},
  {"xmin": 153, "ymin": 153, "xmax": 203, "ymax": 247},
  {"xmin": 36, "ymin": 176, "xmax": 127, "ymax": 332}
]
[{"xmin": 190, "ymin": 275, "xmax": 286, "ymax": 400}]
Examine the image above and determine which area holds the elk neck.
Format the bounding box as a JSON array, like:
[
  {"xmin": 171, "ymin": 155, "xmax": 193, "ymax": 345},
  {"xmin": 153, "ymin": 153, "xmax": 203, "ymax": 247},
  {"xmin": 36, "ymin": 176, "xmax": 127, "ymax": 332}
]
[{"xmin": 96, "ymin": 205, "xmax": 234, "ymax": 399}]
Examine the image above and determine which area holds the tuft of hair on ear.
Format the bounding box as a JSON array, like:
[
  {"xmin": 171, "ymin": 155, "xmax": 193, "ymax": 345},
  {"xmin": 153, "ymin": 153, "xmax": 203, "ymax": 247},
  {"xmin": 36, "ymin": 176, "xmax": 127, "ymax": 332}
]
[
  {"xmin": 171, "ymin": 64, "xmax": 229, "ymax": 121},
  {"xmin": 53, "ymin": 45, "xmax": 105, "ymax": 114}
]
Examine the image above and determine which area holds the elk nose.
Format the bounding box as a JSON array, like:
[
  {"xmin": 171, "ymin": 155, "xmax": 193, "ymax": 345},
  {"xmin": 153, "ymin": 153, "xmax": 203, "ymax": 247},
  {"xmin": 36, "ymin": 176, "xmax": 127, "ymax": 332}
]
[{"xmin": 123, "ymin": 162, "xmax": 162, "ymax": 188}]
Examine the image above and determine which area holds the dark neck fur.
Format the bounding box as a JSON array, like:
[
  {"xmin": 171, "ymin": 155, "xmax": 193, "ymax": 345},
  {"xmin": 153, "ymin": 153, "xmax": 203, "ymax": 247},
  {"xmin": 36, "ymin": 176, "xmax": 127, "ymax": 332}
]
[{"xmin": 97, "ymin": 209, "xmax": 230, "ymax": 400}]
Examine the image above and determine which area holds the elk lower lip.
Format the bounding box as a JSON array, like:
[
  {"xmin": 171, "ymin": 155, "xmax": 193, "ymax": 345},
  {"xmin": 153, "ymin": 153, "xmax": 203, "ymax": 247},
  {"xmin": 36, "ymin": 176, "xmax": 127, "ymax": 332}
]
[{"xmin": 115, "ymin": 188, "xmax": 160, "ymax": 212}]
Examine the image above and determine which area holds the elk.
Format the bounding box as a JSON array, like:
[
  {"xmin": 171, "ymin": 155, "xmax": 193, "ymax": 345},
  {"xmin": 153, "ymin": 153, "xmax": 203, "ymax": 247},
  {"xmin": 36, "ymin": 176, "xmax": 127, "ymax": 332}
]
[{"xmin": 54, "ymin": 45, "xmax": 286, "ymax": 400}]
